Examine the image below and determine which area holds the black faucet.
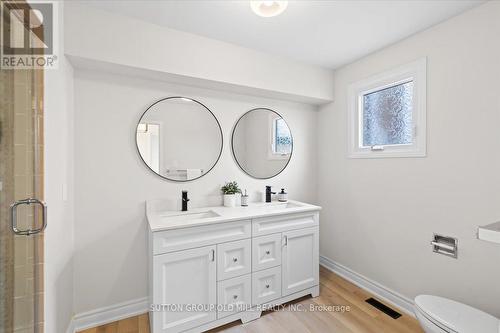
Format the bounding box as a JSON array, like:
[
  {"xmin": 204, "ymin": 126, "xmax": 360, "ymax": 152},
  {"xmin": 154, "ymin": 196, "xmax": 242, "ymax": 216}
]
[
  {"xmin": 182, "ymin": 191, "xmax": 190, "ymax": 211},
  {"xmin": 265, "ymin": 186, "xmax": 276, "ymax": 203}
]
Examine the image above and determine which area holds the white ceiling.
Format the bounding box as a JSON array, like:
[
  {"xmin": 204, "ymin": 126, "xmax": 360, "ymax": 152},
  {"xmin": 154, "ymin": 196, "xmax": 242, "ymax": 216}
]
[{"xmin": 81, "ymin": 0, "xmax": 484, "ymax": 69}]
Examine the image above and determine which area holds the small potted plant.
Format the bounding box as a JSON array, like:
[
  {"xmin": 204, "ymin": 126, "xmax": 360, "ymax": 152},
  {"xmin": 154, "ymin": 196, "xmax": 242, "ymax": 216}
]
[{"xmin": 221, "ymin": 181, "xmax": 241, "ymax": 207}]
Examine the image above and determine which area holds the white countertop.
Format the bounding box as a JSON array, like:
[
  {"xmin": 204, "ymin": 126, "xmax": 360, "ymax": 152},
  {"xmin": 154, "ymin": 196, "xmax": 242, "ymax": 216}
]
[{"xmin": 147, "ymin": 200, "xmax": 321, "ymax": 232}]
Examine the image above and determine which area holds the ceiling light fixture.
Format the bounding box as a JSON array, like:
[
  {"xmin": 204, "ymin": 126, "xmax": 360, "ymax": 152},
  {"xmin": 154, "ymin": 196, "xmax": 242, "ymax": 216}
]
[{"xmin": 250, "ymin": 1, "xmax": 288, "ymax": 18}]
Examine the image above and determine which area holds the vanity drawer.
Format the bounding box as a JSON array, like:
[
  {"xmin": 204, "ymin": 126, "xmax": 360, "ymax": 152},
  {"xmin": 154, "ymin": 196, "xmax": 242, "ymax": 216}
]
[
  {"xmin": 251, "ymin": 266, "xmax": 281, "ymax": 305},
  {"xmin": 252, "ymin": 212, "xmax": 318, "ymax": 237},
  {"xmin": 217, "ymin": 274, "xmax": 251, "ymax": 319},
  {"xmin": 252, "ymin": 233, "xmax": 282, "ymax": 271},
  {"xmin": 217, "ymin": 239, "xmax": 251, "ymax": 280},
  {"xmin": 153, "ymin": 220, "xmax": 251, "ymax": 255}
]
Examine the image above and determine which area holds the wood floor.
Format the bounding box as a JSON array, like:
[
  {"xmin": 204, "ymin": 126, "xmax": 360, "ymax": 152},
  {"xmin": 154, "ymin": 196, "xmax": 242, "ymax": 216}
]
[{"xmin": 78, "ymin": 267, "xmax": 423, "ymax": 333}]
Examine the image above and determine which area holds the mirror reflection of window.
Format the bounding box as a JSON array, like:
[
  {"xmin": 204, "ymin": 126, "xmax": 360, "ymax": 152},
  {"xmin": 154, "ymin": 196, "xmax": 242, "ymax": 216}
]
[
  {"xmin": 232, "ymin": 108, "xmax": 293, "ymax": 179},
  {"xmin": 136, "ymin": 123, "xmax": 160, "ymax": 173},
  {"xmin": 270, "ymin": 116, "xmax": 292, "ymax": 157}
]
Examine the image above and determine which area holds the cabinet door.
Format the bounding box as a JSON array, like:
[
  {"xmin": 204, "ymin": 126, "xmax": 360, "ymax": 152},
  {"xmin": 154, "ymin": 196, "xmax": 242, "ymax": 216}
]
[
  {"xmin": 217, "ymin": 239, "xmax": 251, "ymax": 280},
  {"xmin": 217, "ymin": 274, "xmax": 252, "ymax": 319},
  {"xmin": 252, "ymin": 266, "xmax": 281, "ymax": 305},
  {"xmin": 282, "ymin": 227, "xmax": 319, "ymax": 296},
  {"xmin": 252, "ymin": 233, "xmax": 281, "ymax": 271},
  {"xmin": 153, "ymin": 245, "xmax": 216, "ymax": 333}
]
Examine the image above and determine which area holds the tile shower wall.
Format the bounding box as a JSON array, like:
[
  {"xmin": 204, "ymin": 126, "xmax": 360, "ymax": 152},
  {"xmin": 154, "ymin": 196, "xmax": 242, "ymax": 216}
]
[{"xmin": 72, "ymin": 70, "xmax": 319, "ymax": 314}]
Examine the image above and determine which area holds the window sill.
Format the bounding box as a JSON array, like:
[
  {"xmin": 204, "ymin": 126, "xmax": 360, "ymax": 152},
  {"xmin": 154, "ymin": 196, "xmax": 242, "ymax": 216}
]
[{"xmin": 348, "ymin": 149, "xmax": 426, "ymax": 159}]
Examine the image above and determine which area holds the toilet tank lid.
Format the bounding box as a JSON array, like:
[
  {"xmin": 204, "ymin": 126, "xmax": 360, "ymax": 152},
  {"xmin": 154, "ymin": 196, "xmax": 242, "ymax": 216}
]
[{"xmin": 415, "ymin": 295, "xmax": 499, "ymax": 333}]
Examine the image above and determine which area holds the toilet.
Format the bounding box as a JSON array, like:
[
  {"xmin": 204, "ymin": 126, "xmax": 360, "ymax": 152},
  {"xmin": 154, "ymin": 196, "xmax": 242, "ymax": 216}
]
[{"xmin": 414, "ymin": 295, "xmax": 499, "ymax": 333}]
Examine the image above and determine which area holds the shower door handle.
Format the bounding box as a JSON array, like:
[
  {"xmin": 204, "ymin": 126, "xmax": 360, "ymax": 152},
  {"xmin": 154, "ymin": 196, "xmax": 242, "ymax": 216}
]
[{"xmin": 10, "ymin": 198, "xmax": 47, "ymax": 236}]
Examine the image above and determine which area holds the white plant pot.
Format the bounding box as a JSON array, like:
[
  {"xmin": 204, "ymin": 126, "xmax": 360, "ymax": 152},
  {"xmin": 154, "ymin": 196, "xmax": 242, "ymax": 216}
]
[{"xmin": 223, "ymin": 194, "xmax": 236, "ymax": 207}]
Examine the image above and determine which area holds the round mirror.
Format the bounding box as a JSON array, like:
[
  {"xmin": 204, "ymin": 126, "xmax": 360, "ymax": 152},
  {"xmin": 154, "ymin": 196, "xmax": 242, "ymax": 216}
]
[
  {"xmin": 232, "ymin": 108, "xmax": 293, "ymax": 179},
  {"xmin": 136, "ymin": 97, "xmax": 223, "ymax": 181}
]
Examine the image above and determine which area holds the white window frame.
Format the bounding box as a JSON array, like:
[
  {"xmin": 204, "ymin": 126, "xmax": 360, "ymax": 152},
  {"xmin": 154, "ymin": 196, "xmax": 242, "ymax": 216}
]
[{"xmin": 348, "ymin": 58, "xmax": 427, "ymax": 158}]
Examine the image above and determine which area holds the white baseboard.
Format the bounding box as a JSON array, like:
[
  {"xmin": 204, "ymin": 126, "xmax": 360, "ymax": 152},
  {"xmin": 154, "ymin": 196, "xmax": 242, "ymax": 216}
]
[
  {"xmin": 319, "ymin": 255, "xmax": 416, "ymax": 317},
  {"xmin": 66, "ymin": 319, "xmax": 76, "ymax": 333},
  {"xmin": 67, "ymin": 297, "xmax": 149, "ymax": 333}
]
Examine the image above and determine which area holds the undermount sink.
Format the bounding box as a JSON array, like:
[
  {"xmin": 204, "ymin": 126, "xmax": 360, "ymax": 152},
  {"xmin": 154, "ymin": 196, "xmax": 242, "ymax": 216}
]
[
  {"xmin": 261, "ymin": 202, "xmax": 302, "ymax": 210},
  {"xmin": 160, "ymin": 210, "xmax": 220, "ymax": 222}
]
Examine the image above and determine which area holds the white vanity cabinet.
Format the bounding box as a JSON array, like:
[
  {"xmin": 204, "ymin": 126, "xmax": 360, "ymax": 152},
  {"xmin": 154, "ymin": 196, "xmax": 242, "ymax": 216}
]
[{"xmin": 148, "ymin": 202, "xmax": 320, "ymax": 333}]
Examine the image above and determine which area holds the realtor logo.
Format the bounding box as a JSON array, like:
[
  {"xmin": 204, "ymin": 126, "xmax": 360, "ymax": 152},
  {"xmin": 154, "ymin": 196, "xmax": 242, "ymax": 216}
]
[{"xmin": 1, "ymin": 1, "xmax": 58, "ymax": 69}]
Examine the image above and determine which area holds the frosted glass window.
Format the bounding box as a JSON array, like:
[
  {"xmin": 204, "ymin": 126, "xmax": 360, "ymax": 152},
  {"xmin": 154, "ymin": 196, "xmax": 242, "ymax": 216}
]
[
  {"xmin": 362, "ymin": 81, "xmax": 413, "ymax": 146},
  {"xmin": 348, "ymin": 58, "xmax": 426, "ymax": 158},
  {"xmin": 274, "ymin": 118, "xmax": 292, "ymax": 154}
]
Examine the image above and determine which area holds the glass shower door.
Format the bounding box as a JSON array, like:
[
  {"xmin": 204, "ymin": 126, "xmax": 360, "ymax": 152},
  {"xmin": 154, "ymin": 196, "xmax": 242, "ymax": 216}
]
[{"xmin": 0, "ymin": 4, "xmax": 45, "ymax": 333}]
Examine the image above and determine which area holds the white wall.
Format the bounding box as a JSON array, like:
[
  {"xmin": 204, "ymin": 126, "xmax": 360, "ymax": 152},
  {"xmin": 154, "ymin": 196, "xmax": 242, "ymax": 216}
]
[
  {"xmin": 64, "ymin": 2, "xmax": 334, "ymax": 104},
  {"xmin": 318, "ymin": 1, "xmax": 500, "ymax": 317},
  {"xmin": 72, "ymin": 70, "xmax": 318, "ymax": 313},
  {"xmin": 44, "ymin": 2, "xmax": 75, "ymax": 331}
]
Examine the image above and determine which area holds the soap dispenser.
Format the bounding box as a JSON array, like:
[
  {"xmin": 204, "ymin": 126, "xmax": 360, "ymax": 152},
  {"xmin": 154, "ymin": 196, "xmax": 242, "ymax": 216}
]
[
  {"xmin": 241, "ymin": 189, "xmax": 249, "ymax": 207},
  {"xmin": 278, "ymin": 188, "xmax": 288, "ymax": 202}
]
